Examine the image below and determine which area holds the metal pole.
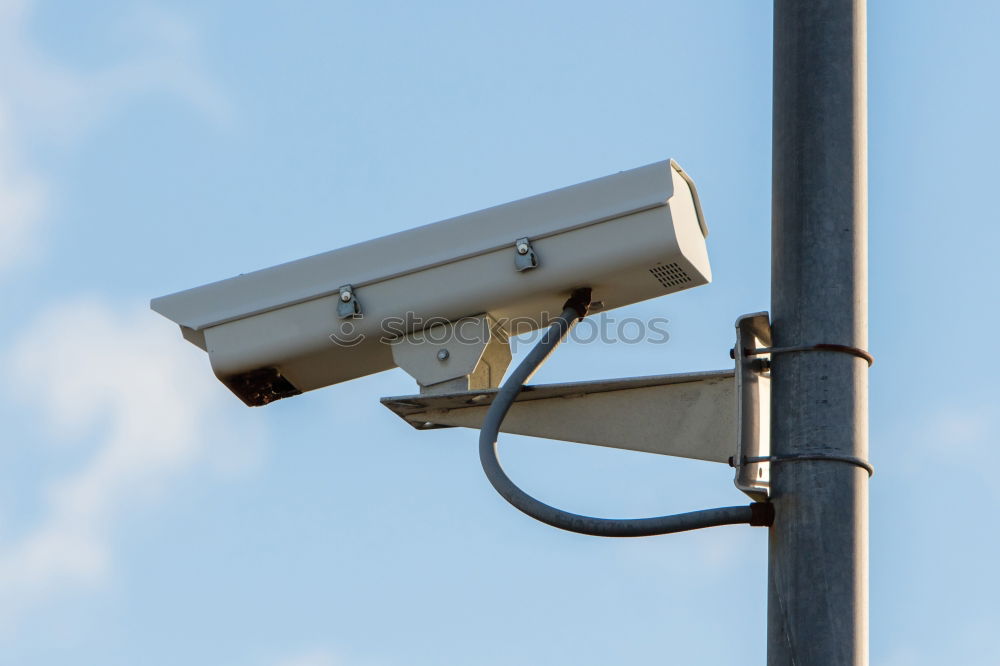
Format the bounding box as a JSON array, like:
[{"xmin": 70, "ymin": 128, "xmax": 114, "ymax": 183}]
[{"xmin": 769, "ymin": 1, "xmax": 869, "ymax": 664}]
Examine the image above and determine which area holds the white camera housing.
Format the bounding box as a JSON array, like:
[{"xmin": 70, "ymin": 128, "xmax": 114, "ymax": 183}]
[{"xmin": 151, "ymin": 159, "xmax": 711, "ymax": 405}]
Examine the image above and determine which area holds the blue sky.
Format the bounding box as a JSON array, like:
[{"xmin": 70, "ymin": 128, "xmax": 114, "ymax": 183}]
[{"xmin": 0, "ymin": 1, "xmax": 997, "ymax": 664}]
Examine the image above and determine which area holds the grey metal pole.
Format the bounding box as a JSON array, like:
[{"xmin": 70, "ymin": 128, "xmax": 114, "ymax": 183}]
[{"xmin": 769, "ymin": 1, "xmax": 869, "ymax": 664}]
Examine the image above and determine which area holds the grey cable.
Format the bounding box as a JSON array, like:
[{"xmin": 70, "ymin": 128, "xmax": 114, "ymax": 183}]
[{"xmin": 478, "ymin": 289, "xmax": 771, "ymax": 537}]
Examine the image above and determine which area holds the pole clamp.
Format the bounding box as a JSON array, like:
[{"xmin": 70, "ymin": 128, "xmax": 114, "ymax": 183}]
[
  {"xmin": 731, "ymin": 453, "xmax": 874, "ymax": 477},
  {"xmin": 741, "ymin": 343, "xmax": 874, "ymax": 367}
]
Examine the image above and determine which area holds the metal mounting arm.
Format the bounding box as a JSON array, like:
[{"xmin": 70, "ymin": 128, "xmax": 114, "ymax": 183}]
[{"xmin": 382, "ymin": 312, "xmax": 778, "ymax": 503}]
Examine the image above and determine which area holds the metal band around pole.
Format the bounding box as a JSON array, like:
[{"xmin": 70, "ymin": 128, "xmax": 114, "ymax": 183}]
[
  {"xmin": 747, "ymin": 343, "xmax": 874, "ymax": 367},
  {"xmin": 739, "ymin": 453, "xmax": 875, "ymax": 478}
]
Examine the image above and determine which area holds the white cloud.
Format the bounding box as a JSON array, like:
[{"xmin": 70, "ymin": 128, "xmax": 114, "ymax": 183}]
[
  {"xmin": 106, "ymin": 4, "xmax": 233, "ymax": 125},
  {"xmin": 0, "ymin": 0, "xmax": 231, "ymax": 138},
  {"xmin": 0, "ymin": 298, "xmax": 262, "ymax": 626},
  {"xmin": 0, "ymin": 0, "xmax": 245, "ymax": 629},
  {"xmin": 0, "ymin": 106, "xmax": 45, "ymax": 272},
  {"xmin": 0, "ymin": 0, "xmax": 229, "ymax": 275},
  {"xmin": 905, "ymin": 403, "xmax": 998, "ymax": 496},
  {"xmin": 923, "ymin": 405, "xmax": 992, "ymax": 453}
]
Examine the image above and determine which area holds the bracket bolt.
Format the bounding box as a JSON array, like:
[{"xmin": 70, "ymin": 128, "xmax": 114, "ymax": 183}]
[
  {"xmin": 516, "ymin": 242, "xmax": 529, "ymax": 255},
  {"xmin": 437, "ymin": 349, "xmax": 450, "ymax": 361},
  {"xmin": 340, "ymin": 290, "xmax": 353, "ymax": 302}
]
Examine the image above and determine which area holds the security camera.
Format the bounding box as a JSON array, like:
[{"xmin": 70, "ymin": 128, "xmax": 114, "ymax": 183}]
[{"xmin": 151, "ymin": 159, "xmax": 712, "ymax": 406}]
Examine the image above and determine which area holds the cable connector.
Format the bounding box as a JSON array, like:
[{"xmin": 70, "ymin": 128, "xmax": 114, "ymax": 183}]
[
  {"xmin": 749, "ymin": 502, "xmax": 775, "ymax": 527},
  {"xmin": 562, "ymin": 287, "xmax": 593, "ymax": 320}
]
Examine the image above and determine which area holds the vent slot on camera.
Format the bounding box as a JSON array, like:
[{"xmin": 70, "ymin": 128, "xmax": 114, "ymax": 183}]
[{"xmin": 650, "ymin": 262, "xmax": 692, "ymax": 290}]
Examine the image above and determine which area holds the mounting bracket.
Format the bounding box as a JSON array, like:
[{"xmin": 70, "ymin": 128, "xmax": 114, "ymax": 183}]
[
  {"xmin": 732, "ymin": 312, "xmax": 772, "ymax": 501},
  {"xmin": 390, "ymin": 314, "xmax": 512, "ymax": 395},
  {"xmin": 382, "ymin": 312, "xmax": 774, "ymax": 500}
]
